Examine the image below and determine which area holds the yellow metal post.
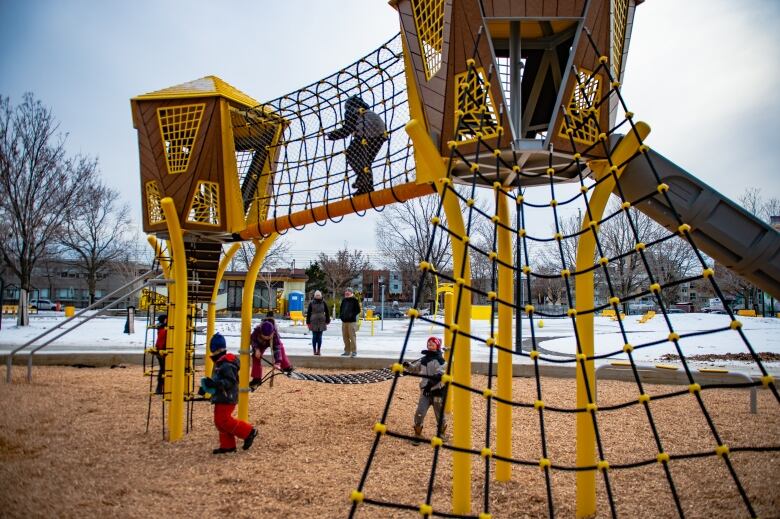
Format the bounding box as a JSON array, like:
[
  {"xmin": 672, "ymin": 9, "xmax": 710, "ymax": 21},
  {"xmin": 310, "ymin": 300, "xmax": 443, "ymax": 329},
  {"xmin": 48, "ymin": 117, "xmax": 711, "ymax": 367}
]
[
  {"xmin": 160, "ymin": 198, "xmax": 188, "ymax": 442},
  {"xmin": 238, "ymin": 235, "xmax": 278, "ymax": 421},
  {"xmin": 206, "ymin": 243, "xmax": 240, "ymax": 377},
  {"xmin": 438, "ymin": 179, "xmax": 472, "ymax": 515},
  {"xmin": 574, "ymin": 123, "xmax": 649, "ymax": 516},
  {"xmin": 443, "ymin": 291, "xmax": 454, "ymax": 415},
  {"xmin": 495, "ymin": 189, "xmax": 513, "ymax": 481}
]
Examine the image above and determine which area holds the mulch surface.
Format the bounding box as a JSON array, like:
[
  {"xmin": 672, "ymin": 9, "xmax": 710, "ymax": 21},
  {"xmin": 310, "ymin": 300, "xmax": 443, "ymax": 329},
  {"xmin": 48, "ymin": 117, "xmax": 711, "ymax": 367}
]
[{"xmin": 0, "ymin": 365, "xmax": 778, "ymax": 518}]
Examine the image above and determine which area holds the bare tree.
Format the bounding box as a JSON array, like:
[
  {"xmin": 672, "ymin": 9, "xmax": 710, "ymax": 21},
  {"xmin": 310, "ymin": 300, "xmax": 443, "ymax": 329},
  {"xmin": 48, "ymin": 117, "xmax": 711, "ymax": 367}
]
[
  {"xmin": 0, "ymin": 93, "xmax": 95, "ymax": 325},
  {"xmin": 645, "ymin": 234, "xmax": 699, "ymax": 307},
  {"xmin": 58, "ymin": 180, "xmax": 131, "ymax": 305},
  {"xmin": 231, "ymin": 238, "xmax": 292, "ymax": 309},
  {"xmin": 318, "ymin": 245, "xmax": 370, "ymax": 306},
  {"xmin": 739, "ymin": 187, "xmax": 780, "ymax": 224},
  {"xmin": 374, "ymin": 192, "xmax": 453, "ymax": 306}
]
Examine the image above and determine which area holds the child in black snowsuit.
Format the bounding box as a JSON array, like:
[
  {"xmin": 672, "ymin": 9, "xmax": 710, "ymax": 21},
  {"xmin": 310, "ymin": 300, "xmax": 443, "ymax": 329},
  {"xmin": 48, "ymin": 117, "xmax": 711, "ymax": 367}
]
[
  {"xmin": 327, "ymin": 95, "xmax": 387, "ymax": 196},
  {"xmin": 200, "ymin": 333, "xmax": 258, "ymax": 454},
  {"xmin": 403, "ymin": 336, "xmax": 447, "ymax": 444}
]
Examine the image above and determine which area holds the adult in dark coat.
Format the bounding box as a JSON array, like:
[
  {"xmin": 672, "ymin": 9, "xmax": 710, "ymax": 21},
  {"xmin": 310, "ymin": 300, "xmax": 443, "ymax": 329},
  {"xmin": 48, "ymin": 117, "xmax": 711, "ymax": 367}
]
[
  {"xmin": 306, "ymin": 290, "xmax": 330, "ymax": 355},
  {"xmin": 338, "ymin": 287, "xmax": 361, "ymax": 357},
  {"xmin": 327, "ymin": 95, "xmax": 387, "ymax": 195}
]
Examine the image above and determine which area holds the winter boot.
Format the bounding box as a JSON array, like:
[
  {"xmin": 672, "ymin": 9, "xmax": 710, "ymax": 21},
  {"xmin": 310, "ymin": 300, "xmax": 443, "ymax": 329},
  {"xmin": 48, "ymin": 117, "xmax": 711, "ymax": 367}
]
[
  {"xmin": 243, "ymin": 428, "xmax": 258, "ymax": 450},
  {"xmin": 212, "ymin": 447, "xmax": 237, "ymax": 455},
  {"xmin": 412, "ymin": 425, "xmax": 423, "ymax": 446}
]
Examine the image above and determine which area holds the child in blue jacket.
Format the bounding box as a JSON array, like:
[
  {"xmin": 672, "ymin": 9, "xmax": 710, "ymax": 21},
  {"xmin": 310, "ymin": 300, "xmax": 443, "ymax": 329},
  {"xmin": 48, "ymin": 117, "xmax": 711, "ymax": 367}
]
[{"xmin": 200, "ymin": 333, "xmax": 258, "ymax": 454}]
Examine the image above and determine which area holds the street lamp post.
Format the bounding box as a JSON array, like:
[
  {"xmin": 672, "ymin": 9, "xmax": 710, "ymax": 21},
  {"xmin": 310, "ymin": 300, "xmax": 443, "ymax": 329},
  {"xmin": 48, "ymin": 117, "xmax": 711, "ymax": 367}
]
[{"xmin": 379, "ymin": 275, "xmax": 385, "ymax": 331}]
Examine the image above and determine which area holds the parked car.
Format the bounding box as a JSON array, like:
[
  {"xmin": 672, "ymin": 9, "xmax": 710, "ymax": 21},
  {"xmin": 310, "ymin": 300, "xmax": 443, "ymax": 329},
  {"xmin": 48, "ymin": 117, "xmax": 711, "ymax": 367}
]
[
  {"xmin": 30, "ymin": 299, "xmax": 57, "ymax": 310},
  {"xmin": 665, "ymin": 308, "xmax": 685, "ymax": 314}
]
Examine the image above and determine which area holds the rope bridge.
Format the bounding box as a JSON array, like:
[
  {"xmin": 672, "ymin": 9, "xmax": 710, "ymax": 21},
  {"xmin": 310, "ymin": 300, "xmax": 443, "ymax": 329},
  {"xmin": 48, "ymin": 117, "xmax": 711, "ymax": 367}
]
[
  {"xmin": 347, "ymin": 25, "xmax": 780, "ymax": 519},
  {"xmin": 231, "ymin": 34, "xmax": 433, "ymax": 237}
]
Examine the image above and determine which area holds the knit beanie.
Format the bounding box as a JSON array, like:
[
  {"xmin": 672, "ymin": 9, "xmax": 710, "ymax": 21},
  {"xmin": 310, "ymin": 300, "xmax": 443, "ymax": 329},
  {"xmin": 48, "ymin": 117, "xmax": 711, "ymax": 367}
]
[
  {"xmin": 260, "ymin": 321, "xmax": 274, "ymax": 337},
  {"xmin": 427, "ymin": 336, "xmax": 442, "ymax": 351},
  {"xmin": 209, "ymin": 332, "xmax": 227, "ymax": 354}
]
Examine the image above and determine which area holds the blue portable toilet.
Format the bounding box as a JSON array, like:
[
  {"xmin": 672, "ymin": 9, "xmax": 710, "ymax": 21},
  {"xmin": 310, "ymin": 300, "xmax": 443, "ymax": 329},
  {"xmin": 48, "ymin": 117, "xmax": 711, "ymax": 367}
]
[{"xmin": 287, "ymin": 291, "xmax": 304, "ymax": 313}]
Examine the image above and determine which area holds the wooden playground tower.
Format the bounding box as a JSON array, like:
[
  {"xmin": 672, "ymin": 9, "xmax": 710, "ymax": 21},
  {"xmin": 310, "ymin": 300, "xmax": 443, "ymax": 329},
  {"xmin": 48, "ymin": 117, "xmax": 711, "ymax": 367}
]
[{"xmin": 130, "ymin": 1, "xmax": 779, "ymax": 517}]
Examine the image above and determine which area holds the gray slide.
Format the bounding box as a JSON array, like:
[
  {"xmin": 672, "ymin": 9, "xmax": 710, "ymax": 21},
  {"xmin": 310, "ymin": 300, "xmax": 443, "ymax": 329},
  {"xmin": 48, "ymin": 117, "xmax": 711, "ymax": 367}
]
[{"xmin": 616, "ymin": 146, "xmax": 780, "ymax": 300}]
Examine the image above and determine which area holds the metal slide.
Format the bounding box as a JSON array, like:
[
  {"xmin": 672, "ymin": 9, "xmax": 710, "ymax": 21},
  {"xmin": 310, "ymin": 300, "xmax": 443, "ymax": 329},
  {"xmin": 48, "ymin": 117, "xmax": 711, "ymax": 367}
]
[{"xmin": 617, "ymin": 146, "xmax": 780, "ymax": 300}]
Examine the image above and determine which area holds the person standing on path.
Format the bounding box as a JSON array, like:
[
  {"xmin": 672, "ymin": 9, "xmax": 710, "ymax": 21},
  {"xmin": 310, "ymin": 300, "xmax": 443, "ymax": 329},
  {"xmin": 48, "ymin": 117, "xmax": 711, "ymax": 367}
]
[
  {"xmin": 306, "ymin": 290, "xmax": 330, "ymax": 355},
  {"xmin": 339, "ymin": 287, "xmax": 360, "ymax": 357}
]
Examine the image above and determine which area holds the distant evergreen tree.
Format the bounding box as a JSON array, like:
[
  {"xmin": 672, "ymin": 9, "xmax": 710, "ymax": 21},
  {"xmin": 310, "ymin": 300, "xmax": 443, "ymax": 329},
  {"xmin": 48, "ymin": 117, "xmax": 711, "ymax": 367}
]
[{"xmin": 305, "ymin": 262, "xmax": 328, "ymax": 296}]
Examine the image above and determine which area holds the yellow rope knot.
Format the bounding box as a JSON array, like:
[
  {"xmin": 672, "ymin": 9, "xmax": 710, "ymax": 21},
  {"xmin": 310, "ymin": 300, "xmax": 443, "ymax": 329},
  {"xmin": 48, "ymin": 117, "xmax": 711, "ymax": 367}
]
[
  {"xmin": 688, "ymin": 383, "xmax": 701, "ymax": 394},
  {"xmin": 530, "ymin": 350, "xmax": 540, "ymax": 360},
  {"xmin": 553, "ymin": 232, "xmax": 562, "ymax": 242},
  {"xmin": 702, "ymin": 268, "xmax": 714, "ymax": 278},
  {"xmin": 534, "ymin": 399, "xmax": 545, "ymax": 409},
  {"xmin": 639, "ymin": 393, "xmax": 651, "ymax": 404},
  {"xmin": 597, "ymin": 460, "xmax": 609, "ymax": 472},
  {"xmin": 486, "ymin": 290, "xmax": 497, "ymax": 301},
  {"xmin": 518, "ymin": 228, "xmax": 527, "ymax": 237},
  {"xmin": 546, "ymin": 167, "xmax": 555, "ymax": 176},
  {"xmin": 635, "ymin": 242, "xmax": 646, "ymax": 252},
  {"xmin": 419, "ymin": 503, "xmax": 433, "ymax": 516},
  {"xmin": 350, "ymin": 490, "xmax": 364, "ymax": 503},
  {"xmin": 761, "ymin": 375, "xmax": 775, "ymax": 387},
  {"xmin": 485, "ymin": 337, "xmax": 496, "ymax": 347},
  {"xmin": 599, "ymin": 257, "xmax": 609, "ymax": 266},
  {"xmin": 715, "ymin": 444, "xmax": 729, "ymax": 457},
  {"xmin": 567, "ymin": 308, "xmax": 577, "ymax": 317},
  {"xmin": 373, "ymin": 422, "xmax": 387, "ymax": 435},
  {"xmin": 623, "ymin": 343, "xmax": 634, "ymax": 353},
  {"xmin": 656, "ymin": 452, "xmax": 669, "ymax": 464},
  {"xmin": 609, "ymin": 296, "xmax": 621, "ymax": 306},
  {"xmin": 730, "ymin": 320, "xmax": 742, "ymax": 330},
  {"xmin": 391, "ymin": 363, "xmax": 404, "ymax": 374},
  {"xmin": 677, "ymin": 223, "xmax": 691, "ymax": 234},
  {"xmin": 480, "ymin": 447, "xmax": 492, "ymax": 458},
  {"xmin": 649, "ymin": 283, "xmax": 661, "ymax": 294},
  {"xmin": 580, "ymin": 185, "xmax": 589, "ymax": 194},
  {"xmin": 482, "ymin": 388, "xmax": 494, "ymax": 399},
  {"xmin": 525, "ymin": 304, "xmax": 535, "ymax": 314},
  {"xmin": 599, "ymin": 55, "xmax": 609, "ymax": 64},
  {"xmin": 539, "ymin": 458, "xmax": 551, "ymax": 470},
  {"xmin": 430, "ymin": 436, "xmax": 443, "ymax": 448}
]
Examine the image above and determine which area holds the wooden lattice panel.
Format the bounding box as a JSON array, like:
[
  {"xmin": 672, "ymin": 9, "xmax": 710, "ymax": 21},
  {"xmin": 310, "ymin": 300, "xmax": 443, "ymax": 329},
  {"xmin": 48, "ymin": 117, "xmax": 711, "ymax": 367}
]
[
  {"xmin": 145, "ymin": 180, "xmax": 165, "ymax": 224},
  {"xmin": 611, "ymin": 0, "xmax": 629, "ymax": 79},
  {"xmin": 558, "ymin": 69, "xmax": 602, "ymax": 146},
  {"xmin": 412, "ymin": 0, "xmax": 445, "ymax": 80},
  {"xmin": 454, "ymin": 66, "xmax": 500, "ymax": 143},
  {"xmin": 186, "ymin": 181, "xmax": 220, "ymax": 226},
  {"xmin": 157, "ymin": 103, "xmax": 205, "ymax": 174}
]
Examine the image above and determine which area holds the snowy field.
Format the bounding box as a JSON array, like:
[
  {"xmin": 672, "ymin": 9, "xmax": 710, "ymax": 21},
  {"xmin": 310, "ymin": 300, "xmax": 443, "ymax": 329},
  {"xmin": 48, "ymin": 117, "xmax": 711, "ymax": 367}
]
[{"xmin": 1, "ymin": 310, "xmax": 778, "ymax": 375}]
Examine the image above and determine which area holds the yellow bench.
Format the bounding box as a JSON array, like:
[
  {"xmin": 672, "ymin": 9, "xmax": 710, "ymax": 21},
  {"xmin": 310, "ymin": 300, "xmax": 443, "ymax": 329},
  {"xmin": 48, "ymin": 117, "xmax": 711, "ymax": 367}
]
[
  {"xmin": 2, "ymin": 305, "xmax": 18, "ymax": 314},
  {"xmin": 737, "ymin": 309, "xmax": 757, "ymax": 317},
  {"xmin": 289, "ymin": 310, "xmax": 305, "ymax": 325},
  {"xmin": 601, "ymin": 309, "xmax": 625, "ymax": 320},
  {"xmin": 638, "ymin": 310, "xmax": 656, "ymax": 323}
]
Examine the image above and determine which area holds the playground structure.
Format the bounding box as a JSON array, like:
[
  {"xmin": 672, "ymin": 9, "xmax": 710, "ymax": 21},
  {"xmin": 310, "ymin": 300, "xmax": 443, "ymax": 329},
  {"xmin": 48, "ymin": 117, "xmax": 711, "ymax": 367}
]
[{"xmin": 121, "ymin": 0, "xmax": 780, "ymax": 517}]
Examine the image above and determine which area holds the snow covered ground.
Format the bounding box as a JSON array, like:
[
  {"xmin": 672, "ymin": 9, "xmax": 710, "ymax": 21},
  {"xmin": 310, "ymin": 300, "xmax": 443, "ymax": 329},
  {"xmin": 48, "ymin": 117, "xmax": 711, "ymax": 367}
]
[{"xmin": 1, "ymin": 310, "xmax": 778, "ymax": 375}]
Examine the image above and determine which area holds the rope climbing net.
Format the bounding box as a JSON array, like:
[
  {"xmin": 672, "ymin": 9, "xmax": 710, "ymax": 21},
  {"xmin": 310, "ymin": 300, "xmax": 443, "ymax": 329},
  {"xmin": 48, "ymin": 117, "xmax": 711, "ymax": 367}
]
[
  {"xmin": 231, "ymin": 34, "xmax": 416, "ymax": 232},
  {"xmin": 348, "ymin": 27, "xmax": 780, "ymax": 519}
]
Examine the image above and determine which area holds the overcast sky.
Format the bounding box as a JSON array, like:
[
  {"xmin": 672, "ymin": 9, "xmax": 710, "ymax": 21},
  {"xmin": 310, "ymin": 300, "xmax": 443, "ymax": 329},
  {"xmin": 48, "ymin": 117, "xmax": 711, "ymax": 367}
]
[{"xmin": 1, "ymin": 0, "xmax": 778, "ymax": 267}]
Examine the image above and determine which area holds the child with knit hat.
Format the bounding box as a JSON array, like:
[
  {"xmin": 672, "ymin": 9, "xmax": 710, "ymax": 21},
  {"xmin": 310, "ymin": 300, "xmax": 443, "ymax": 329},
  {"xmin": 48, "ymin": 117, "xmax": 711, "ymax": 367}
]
[
  {"xmin": 403, "ymin": 336, "xmax": 447, "ymax": 445},
  {"xmin": 199, "ymin": 333, "xmax": 257, "ymax": 454},
  {"xmin": 249, "ymin": 319, "xmax": 293, "ymax": 388}
]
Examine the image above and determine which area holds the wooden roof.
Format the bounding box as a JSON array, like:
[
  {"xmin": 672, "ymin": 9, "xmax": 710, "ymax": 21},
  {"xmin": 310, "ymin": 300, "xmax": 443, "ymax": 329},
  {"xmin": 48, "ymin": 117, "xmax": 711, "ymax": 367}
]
[{"xmin": 132, "ymin": 76, "xmax": 260, "ymax": 109}]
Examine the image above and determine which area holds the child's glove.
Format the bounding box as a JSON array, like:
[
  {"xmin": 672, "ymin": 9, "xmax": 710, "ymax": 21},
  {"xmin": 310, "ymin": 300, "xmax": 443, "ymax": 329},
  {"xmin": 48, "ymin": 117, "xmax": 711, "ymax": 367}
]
[{"xmin": 200, "ymin": 377, "xmax": 215, "ymax": 395}]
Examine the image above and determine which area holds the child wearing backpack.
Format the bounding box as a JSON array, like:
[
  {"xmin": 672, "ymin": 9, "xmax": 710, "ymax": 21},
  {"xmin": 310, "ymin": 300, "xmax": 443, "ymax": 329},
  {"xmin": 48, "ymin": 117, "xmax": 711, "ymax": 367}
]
[
  {"xmin": 199, "ymin": 333, "xmax": 258, "ymax": 454},
  {"xmin": 403, "ymin": 336, "xmax": 447, "ymax": 445}
]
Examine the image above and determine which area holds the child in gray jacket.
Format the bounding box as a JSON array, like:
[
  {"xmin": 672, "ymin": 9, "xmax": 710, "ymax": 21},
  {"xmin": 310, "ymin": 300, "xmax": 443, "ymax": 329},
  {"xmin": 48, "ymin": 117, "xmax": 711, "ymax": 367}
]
[{"xmin": 403, "ymin": 336, "xmax": 447, "ymax": 444}]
